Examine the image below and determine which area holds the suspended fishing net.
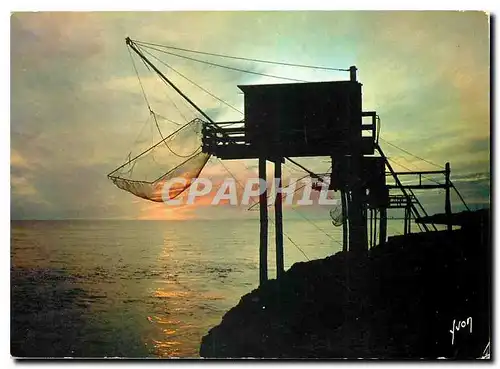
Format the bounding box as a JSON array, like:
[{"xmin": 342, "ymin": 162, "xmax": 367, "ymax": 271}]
[
  {"xmin": 108, "ymin": 38, "xmax": 250, "ymax": 202},
  {"xmin": 108, "ymin": 113, "xmax": 210, "ymax": 202},
  {"xmin": 329, "ymin": 205, "xmax": 343, "ymax": 227}
]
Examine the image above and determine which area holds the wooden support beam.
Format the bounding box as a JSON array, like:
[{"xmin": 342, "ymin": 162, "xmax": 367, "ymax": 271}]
[
  {"xmin": 408, "ymin": 208, "xmax": 412, "ymax": 234},
  {"xmin": 369, "ymin": 208, "xmax": 373, "ymax": 248},
  {"xmin": 275, "ymin": 158, "xmax": 284, "ymax": 279},
  {"xmin": 445, "ymin": 162, "xmax": 452, "ymax": 232},
  {"xmin": 386, "ymin": 184, "xmax": 447, "ymax": 190},
  {"xmin": 259, "ymin": 157, "xmax": 268, "ymax": 285},
  {"xmin": 346, "ymin": 64, "xmax": 368, "ymax": 254},
  {"xmin": 349, "ymin": 65, "xmax": 357, "ymax": 81},
  {"xmin": 361, "ymin": 111, "xmax": 377, "ymax": 139},
  {"xmin": 205, "ymin": 138, "xmax": 375, "ymax": 160},
  {"xmin": 379, "ymin": 207, "xmax": 387, "ymax": 244},
  {"xmin": 404, "ymin": 206, "xmax": 409, "ymax": 235},
  {"xmin": 385, "ymin": 170, "xmax": 446, "ymax": 176},
  {"xmin": 341, "ymin": 190, "xmax": 348, "ymax": 252},
  {"xmin": 347, "ymin": 173, "xmax": 368, "ymax": 254}
]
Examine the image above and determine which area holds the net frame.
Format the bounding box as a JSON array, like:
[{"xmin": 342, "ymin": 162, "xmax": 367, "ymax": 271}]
[{"xmin": 108, "ymin": 118, "xmax": 211, "ymax": 202}]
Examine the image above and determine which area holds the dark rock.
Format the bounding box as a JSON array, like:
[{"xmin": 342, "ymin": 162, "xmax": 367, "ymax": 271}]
[{"xmin": 200, "ymin": 210, "xmax": 490, "ymax": 359}]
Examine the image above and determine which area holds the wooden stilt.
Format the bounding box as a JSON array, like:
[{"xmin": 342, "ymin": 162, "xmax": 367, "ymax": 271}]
[
  {"xmin": 369, "ymin": 208, "xmax": 373, "ymax": 248},
  {"xmin": 347, "ymin": 66, "xmax": 368, "ymax": 255},
  {"xmin": 259, "ymin": 157, "xmax": 268, "ymax": 285},
  {"xmin": 404, "ymin": 206, "xmax": 409, "ymax": 235},
  {"xmin": 379, "ymin": 208, "xmax": 387, "ymax": 244},
  {"xmin": 341, "ymin": 189, "xmax": 348, "ymax": 252},
  {"xmin": 445, "ymin": 162, "xmax": 452, "ymax": 232},
  {"xmin": 275, "ymin": 158, "xmax": 284, "ymax": 279},
  {"xmin": 348, "ymin": 186, "xmax": 368, "ymax": 254}
]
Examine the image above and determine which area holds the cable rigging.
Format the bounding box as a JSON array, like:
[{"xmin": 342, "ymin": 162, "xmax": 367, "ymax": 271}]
[
  {"xmin": 132, "ymin": 39, "xmax": 350, "ymax": 72},
  {"xmin": 129, "ymin": 52, "xmax": 198, "ymax": 158},
  {"xmin": 216, "ymin": 158, "xmax": 311, "ymax": 261},
  {"xmin": 138, "ymin": 45, "xmax": 244, "ymax": 115},
  {"xmin": 379, "ymin": 137, "xmax": 441, "ymax": 169},
  {"xmin": 133, "ymin": 43, "xmax": 308, "ymax": 83},
  {"xmin": 387, "ymin": 157, "xmax": 441, "ymax": 185}
]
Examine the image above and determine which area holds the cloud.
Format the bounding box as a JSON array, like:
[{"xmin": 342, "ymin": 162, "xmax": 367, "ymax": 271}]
[
  {"xmin": 11, "ymin": 175, "xmax": 38, "ymax": 198},
  {"xmin": 10, "ymin": 11, "xmax": 490, "ymax": 219}
]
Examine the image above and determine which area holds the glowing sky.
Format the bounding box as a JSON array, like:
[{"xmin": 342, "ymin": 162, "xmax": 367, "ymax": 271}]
[{"xmin": 10, "ymin": 11, "xmax": 490, "ymax": 220}]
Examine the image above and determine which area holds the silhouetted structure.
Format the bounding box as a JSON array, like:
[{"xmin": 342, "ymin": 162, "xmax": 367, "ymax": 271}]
[
  {"xmin": 203, "ymin": 67, "xmax": 383, "ymax": 284},
  {"xmin": 119, "ymin": 37, "xmax": 466, "ymax": 287},
  {"xmin": 202, "ymin": 67, "xmax": 465, "ymax": 285}
]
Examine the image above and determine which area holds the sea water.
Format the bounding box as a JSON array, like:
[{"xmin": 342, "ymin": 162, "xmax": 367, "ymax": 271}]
[{"xmin": 11, "ymin": 217, "xmax": 411, "ymax": 358}]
